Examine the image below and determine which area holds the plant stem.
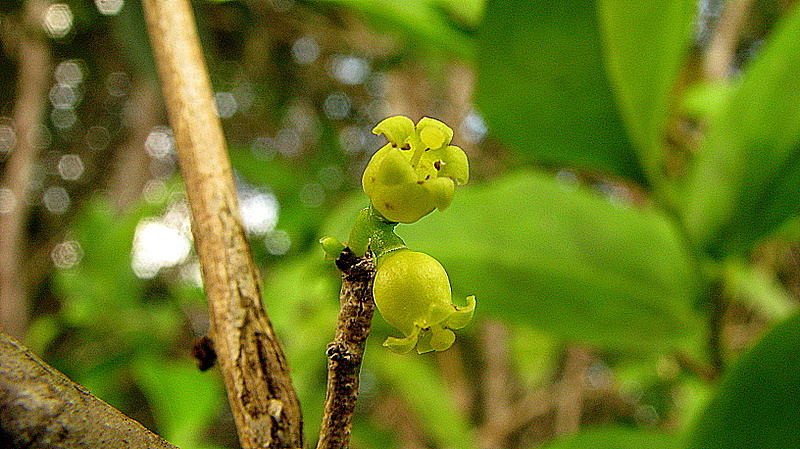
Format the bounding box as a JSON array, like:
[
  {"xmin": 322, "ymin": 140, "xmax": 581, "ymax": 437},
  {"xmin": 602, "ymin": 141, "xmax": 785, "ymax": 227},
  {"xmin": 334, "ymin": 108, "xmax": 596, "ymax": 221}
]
[
  {"xmin": 317, "ymin": 248, "xmax": 376, "ymax": 449},
  {"xmin": 140, "ymin": 0, "xmax": 303, "ymax": 447}
]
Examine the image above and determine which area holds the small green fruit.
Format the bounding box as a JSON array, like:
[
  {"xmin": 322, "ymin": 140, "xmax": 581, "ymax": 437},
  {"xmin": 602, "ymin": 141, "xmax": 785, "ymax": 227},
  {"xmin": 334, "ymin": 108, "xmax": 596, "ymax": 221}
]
[{"xmin": 373, "ymin": 249, "xmax": 475, "ymax": 354}]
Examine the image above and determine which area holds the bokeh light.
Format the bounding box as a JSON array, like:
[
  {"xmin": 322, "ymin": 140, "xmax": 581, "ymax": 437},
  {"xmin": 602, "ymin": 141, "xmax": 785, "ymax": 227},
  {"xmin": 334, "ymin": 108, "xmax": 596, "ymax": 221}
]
[
  {"xmin": 0, "ymin": 118, "xmax": 15, "ymax": 157},
  {"xmin": 58, "ymin": 154, "xmax": 85, "ymax": 181},
  {"xmin": 215, "ymin": 92, "xmax": 238, "ymax": 119},
  {"xmin": 298, "ymin": 182, "xmax": 325, "ymax": 208},
  {"xmin": 323, "ymin": 92, "xmax": 351, "ymax": 120},
  {"xmin": 318, "ymin": 165, "xmax": 344, "ymax": 190},
  {"xmin": 330, "ymin": 55, "xmax": 370, "ymax": 85},
  {"xmin": 51, "ymin": 239, "xmax": 83, "ymax": 269},
  {"xmin": 250, "ymin": 136, "xmax": 276, "ymax": 160},
  {"xmin": 43, "ymin": 3, "xmax": 73, "ymax": 39},
  {"xmin": 264, "ymin": 229, "xmax": 291, "ymax": 255},
  {"xmin": 106, "ymin": 72, "xmax": 131, "ymax": 97},
  {"xmin": 131, "ymin": 219, "xmax": 192, "ymax": 279},
  {"xmin": 142, "ymin": 179, "xmax": 168, "ymax": 204},
  {"xmin": 460, "ymin": 109, "xmax": 488, "ymax": 143},
  {"xmin": 49, "ymin": 84, "xmax": 79, "ymax": 109},
  {"xmin": 54, "ymin": 60, "xmax": 84, "ymax": 87},
  {"xmin": 42, "ymin": 186, "xmax": 70, "ymax": 214},
  {"xmin": 50, "ymin": 108, "xmax": 77, "ymax": 130},
  {"xmin": 239, "ymin": 190, "xmax": 279, "ymax": 236},
  {"xmin": 274, "ymin": 128, "xmax": 301, "ymax": 157},
  {"xmin": 85, "ymin": 126, "xmax": 111, "ymax": 151},
  {"xmin": 94, "ymin": 0, "xmax": 124, "ymax": 16},
  {"xmin": 145, "ymin": 126, "xmax": 175, "ymax": 159},
  {"xmin": 338, "ymin": 126, "xmax": 366, "ymax": 153},
  {"xmin": 291, "ymin": 35, "xmax": 320, "ymax": 65}
]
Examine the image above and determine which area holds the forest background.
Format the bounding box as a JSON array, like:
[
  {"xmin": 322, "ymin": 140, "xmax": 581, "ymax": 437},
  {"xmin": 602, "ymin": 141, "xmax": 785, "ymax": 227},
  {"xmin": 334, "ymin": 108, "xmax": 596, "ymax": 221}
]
[{"xmin": 2, "ymin": 0, "xmax": 800, "ymax": 448}]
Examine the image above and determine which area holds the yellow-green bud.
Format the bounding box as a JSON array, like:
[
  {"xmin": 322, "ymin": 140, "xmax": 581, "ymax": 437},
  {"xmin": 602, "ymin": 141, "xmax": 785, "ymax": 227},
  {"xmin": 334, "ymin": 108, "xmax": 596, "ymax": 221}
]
[{"xmin": 373, "ymin": 249, "xmax": 475, "ymax": 354}]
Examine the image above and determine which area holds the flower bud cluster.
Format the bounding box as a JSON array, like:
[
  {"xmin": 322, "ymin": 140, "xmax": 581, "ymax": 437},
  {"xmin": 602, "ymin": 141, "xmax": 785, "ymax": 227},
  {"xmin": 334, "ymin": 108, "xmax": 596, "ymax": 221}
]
[{"xmin": 323, "ymin": 115, "xmax": 474, "ymax": 354}]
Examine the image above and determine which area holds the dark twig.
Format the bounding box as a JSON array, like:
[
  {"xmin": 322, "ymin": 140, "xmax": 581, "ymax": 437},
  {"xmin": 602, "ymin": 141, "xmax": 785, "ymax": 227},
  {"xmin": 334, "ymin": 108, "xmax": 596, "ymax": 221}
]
[
  {"xmin": 317, "ymin": 248, "xmax": 376, "ymax": 449},
  {"xmin": 0, "ymin": 332, "xmax": 179, "ymax": 448}
]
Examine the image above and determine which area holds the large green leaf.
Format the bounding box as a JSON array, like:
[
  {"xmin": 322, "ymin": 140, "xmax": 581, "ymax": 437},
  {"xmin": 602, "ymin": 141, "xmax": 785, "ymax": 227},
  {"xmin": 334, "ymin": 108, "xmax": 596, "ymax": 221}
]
[
  {"xmin": 544, "ymin": 427, "xmax": 681, "ymax": 449},
  {"xmin": 381, "ymin": 171, "xmax": 698, "ymax": 349},
  {"xmin": 475, "ymin": 0, "xmax": 645, "ymax": 183},
  {"xmin": 687, "ymin": 312, "xmax": 800, "ymax": 449},
  {"xmin": 683, "ymin": 6, "xmax": 800, "ymax": 257},
  {"xmin": 311, "ymin": 0, "xmax": 481, "ymax": 58},
  {"xmin": 597, "ymin": 0, "xmax": 695, "ymax": 198}
]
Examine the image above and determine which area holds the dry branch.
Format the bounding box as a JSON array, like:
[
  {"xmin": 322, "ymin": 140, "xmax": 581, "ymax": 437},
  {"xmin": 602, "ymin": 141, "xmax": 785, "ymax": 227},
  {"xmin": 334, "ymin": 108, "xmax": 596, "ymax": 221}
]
[
  {"xmin": 0, "ymin": 0, "xmax": 52, "ymax": 339},
  {"xmin": 317, "ymin": 249, "xmax": 376, "ymax": 449},
  {"xmin": 0, "ymin": 332, "xmax": 179, "ymax": 448},
  {"xmin": 140, "ymin": 0, "xmax": 303, "ymax": 447}
]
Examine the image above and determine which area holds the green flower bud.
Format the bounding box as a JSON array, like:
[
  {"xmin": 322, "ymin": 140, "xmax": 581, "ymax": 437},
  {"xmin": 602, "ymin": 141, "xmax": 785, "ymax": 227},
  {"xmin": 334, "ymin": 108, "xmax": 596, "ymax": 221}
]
[
  {"xmin": 362, "ymin": 116, "xmax": 469, "ymax": 223},
  {"xmin": 373, "ymin": 249, "xmax": 475, "ymax": 354}
]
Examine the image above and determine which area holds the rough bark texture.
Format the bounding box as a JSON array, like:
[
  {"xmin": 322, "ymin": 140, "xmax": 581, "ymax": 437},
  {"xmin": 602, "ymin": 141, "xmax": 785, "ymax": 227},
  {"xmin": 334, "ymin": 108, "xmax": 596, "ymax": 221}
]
[
  {"xmin": 0, "ymin": 0, "xmax": 52, "ymax": 339},
  {"xmin": 140, "ymin": 0, "xmax": 304, "ymax": 447},
  {"xmin": 317, "ymin": 249, "xmax": 376, "ymax": 449},
  {"xmin": 0, "ymin": 332, "xmax": 179, "ymax": 448}
]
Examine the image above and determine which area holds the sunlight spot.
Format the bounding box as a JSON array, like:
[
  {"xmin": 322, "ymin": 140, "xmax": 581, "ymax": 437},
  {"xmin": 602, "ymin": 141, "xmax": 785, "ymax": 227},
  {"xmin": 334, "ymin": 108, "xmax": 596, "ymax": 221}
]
[
  {"xmin": 131, "ymin": 220, "xmax": 191, "ymax": 279},
  {"xmin": 239, "ymin": 190, "xmax": 279, "ymax": 236}
]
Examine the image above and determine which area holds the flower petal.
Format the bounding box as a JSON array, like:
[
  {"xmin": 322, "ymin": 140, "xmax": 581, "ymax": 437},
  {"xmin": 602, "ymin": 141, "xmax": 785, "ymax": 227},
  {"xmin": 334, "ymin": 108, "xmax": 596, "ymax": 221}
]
[
  {"xmin": 416, "ymin": 117, "xmax": 453, "ymax": 150},
  {"xmin": 446, "ymin": 295, "xmax": 476, "ymax": 330},
  {"xmin": 373, "ymin": 116, "xmax": 415, "ymax": 146},
  {"xmin": 434, "ymin": 145, "xmax": 469, "ymax": 185}
]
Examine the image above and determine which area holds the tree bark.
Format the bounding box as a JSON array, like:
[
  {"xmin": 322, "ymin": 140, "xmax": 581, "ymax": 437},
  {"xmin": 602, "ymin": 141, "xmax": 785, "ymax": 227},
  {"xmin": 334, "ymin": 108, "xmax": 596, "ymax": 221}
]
[
  {"xmin": 0, "ymin": 332, "xmax": 179, "ymax": 448},
  {"xmin": 317, "ymin": 249, "xmax": 376, "ymax": 449},
  {"xmin": 140, "ymin": 0, "xmax": 304, "ymax": 447}
]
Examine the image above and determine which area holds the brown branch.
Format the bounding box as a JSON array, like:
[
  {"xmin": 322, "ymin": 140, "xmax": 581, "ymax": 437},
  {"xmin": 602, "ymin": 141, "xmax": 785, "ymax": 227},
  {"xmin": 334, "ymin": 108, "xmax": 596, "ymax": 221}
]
[
  {"xmin": 140, "ymin": 0, "xmax": 303, "ymax": 448},
  {"xmin": 553, "ymin": 344, "xmax": 591, "ymax": 437},
  {"xmin": 703, "ymin": 0, "xmax": 754, "ymax": 80},
  {"xmin": 0, "ymin": 0, "xmax": 52, "ymax": 339},
  {"xmin": 317, "ymin": 249, "xmax": 376, "ymax": 449},
  {"xmin": 0, "ymin": 332, "xmax": 179, "ymax": 448}
]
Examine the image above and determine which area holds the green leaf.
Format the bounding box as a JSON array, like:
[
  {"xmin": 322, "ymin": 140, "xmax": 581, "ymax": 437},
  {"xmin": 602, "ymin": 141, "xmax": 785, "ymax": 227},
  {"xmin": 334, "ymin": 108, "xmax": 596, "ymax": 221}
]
[
  {"xmin": 544, "ymin": 426, "xmax": 681, "ymax": 449},
  {"xmin": 132, "ymin": 355, "xmax": 227, "ymax": 449},
  {"xmin": 687, "ymin": 312, "xmax": 800, "ymax": 449},
  {"xmin": 398, "ymin": 171, "xmax": 700, "ymax": 349},
  {"xmin": 597, "ymin": 0, "xmax": 696, "ymax": 198},
  {"xmin": 310, "ymin": 0, "xmax": 480, "ymax": 58},
  {"xmin": 683, "ymin": 6, "xmax": 800, "ymax": 256},
  {"xmin": 475, "ymin": 0, "xmax": 645, "ymax": 183}
]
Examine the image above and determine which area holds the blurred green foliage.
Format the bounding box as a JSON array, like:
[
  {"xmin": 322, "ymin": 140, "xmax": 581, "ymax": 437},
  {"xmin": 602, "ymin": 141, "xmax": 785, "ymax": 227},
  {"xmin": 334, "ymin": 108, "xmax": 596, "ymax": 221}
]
[{"xmin": 7, "ymin": 0, "xmax": 800, "ymax": 447}]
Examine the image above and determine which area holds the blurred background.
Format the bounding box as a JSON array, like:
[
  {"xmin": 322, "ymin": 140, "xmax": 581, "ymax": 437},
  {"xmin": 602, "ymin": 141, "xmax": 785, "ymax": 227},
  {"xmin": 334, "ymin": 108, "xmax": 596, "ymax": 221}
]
[{"xmin": 2, "ymin": 0, "xmax": 800, "ymax": 448}]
